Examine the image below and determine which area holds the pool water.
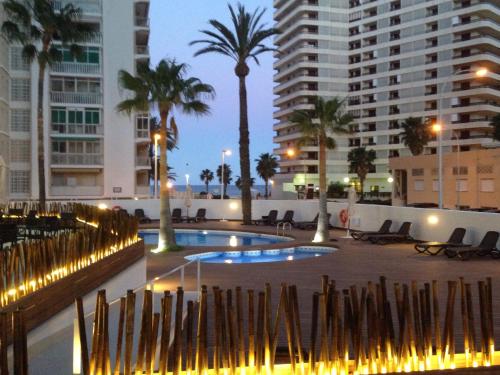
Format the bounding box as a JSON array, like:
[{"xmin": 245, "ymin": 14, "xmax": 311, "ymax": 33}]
[
  {"xmin": 139, "ymin": 229, "xmax": 292, "ymax": 247},
  {"xmin": 185, "ymin": 247, "xmax": 336, "ymax": 264}
]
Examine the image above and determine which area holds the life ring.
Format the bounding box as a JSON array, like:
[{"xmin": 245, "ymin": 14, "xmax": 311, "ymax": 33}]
[
  {"xmin": 112, "ymin": 205, "xmax": 122, "ymax": 211},
  {"xmin": 339, "ymin": 209, "xmax": 349, "ymax": 227}
]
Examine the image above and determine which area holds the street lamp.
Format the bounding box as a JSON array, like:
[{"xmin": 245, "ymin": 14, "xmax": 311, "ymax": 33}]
[
  {"xmin": 221, "ymin": 149, "xmax": 231, "ymax": 200},
  {"xmin": 435, "ymin": 67, "xmax": 488, "ymax": 209},
  {"xmin": 185, "ymin": 174, "xmax": 190, "ymax": 186},
  {"xmin": 154, "ymin": 133, "xmax": 161, "ymax": 198},
  {"xmin": 269, "ymin": 179, "xmax": 274, "ymax": 198}
]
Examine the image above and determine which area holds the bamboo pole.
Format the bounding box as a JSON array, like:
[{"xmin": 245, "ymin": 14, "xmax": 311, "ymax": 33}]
[
  {"xmin": 76, "ymin": 297, "xmax": 90, "ymax": 375},
  {"xmin": 0, "ymin": 312, "xmax": 8, "ymax": 375},
  {"xmin": 113, "ymin": 297, "xmax": 126, "ymax": 375},
  {"xmin": 248, "ymin": 289, "xmax": 255, "ymax": 369},
  {"xmin": 151, "ymin": 313, "xmax": 160, "ymax": 375},
  {"xmin": 173, "ymin": 287, "xmax": 184, "ymax": 375},
  {"xmin": 236, "ymin": 286, "xmax": 246, "ymax": 370},
  {"xmin": 309, "ymin": 292, "xmax": 319, "ymax": 375},
  {"xmin": 186, "ymin": 301, "xmax": 194, "ymax": 375},
  {"xmin": 124, "ymin": 290, "xmax": 136, "ymax": 375},
  {"xmin": 256, "ymin": 292, "xmax": 265, "ymax": 375},
  {"xmin": 432, "ymin": 280, "xmax": 442, "ymax": 365},
  {"xmin": 213, "ymin": 287, "xmax": 221, "ymax": 375}
]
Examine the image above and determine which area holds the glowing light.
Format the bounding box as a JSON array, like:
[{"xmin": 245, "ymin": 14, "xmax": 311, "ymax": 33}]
[
  {"xmin": 432, "ymin": 123, "xmax": 442, "ymax": 133},
  {"xmin": 269, "ymin": 179, "xmax": 274, "ymax": 185},
  {"xmin": 97, "ymin": 203, "xmax": 108, "ymax": 210},
  {"xmin": 427, "ymin": 215, "xmax": 439, "ymax": 225},
  {"xmin": 387, "ymin": 177, "xmax": 394, "ymax": 183},
  {"xmin": 223, "ymin": 149, "xmax": 232, "ymax": 156},
  {"xmin": 134, "ymin": 197, "xmax": 139, "ymax": 201},
  {"xmin": 7, "ymin": 289, "xmax": 16, "ymax": 296},
  {"xmin": 287, "ymin": 255, "xmax": 294, "ymax": 261},
  {"xmin": 229, "ymin": 202, "xmax": 238, "ymax": 210},
  {"xmin": 315, "ymin": 253, "xmax": 320, "ymax": 257},
  {"xmin": 343, "ymin": 177, "xmax": 350, "ymax": 184},
  {"xmin": 229, "ymin": 236, "xmax": 238, "ymax": 247},
  {"xmin": 166, "ymin": 181, "xmax": 174, "ymax": 189},
  {"xmin": 202, "ymin": 231, "xmax": 208, "ymax": 235},
  {"xmin": 154, "ymin": 133, "xmax": 161, "ymax": 141},
  {"xmin": 475, "ymin": 67, "xmax": 488, "ymax": 77},
  {"xmin": 224, "ymin": 259, "xmax": 233, "ymax": 264},
  {"xmin": 286, "ymin": 148, "xmax": 295, "ymax": 157}
]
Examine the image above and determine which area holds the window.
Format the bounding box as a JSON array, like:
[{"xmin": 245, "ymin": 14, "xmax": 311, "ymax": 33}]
[
  {"xmin": 477, "ymin": 165, "xmax": 493, "ymax": 174},
  {"xmin": 11, "ymin": 78, "xmax": 30, "ymax": 101},
  {"xmin": 136, "ymin": 115, "xmax": 149, "ymax": 138},
  {"xmin": 432, "ymin": 179, "xmax": 438, "ymax": 192},
  {"xmin": 10, "ymin": 46, "xmax": 30, "ymax": 71},
  {"xmin": 10, "ymin": 170, "xmax": 30, "ymax": 194},
  {"xmin": 10, "ymin": 140, "xmax": 30, "ymax": 162},
  {"xmin": 59, "ymin": 46, "xmax": 100, "ymax": 64},
  {"xmin": 480, "ymin": 179, "xmax": 494, "ymax": 193},
  {"xmin": 414, "ymin": 180, "xmax": 424, "ymax": 191},
  {"xmin": 452, "ymin": 166, "xmax": 468, "ymax": 175},
  {"xmin": 10, "ymin": 109, "xmax": 30, "ymax": 132},
  {"xmin": 456, "ymin": 179, "xmax": 468, "ymax": 192},
  {"xmin": 412, "ymin": 168, "xmax": 424, "ymax": 176}
]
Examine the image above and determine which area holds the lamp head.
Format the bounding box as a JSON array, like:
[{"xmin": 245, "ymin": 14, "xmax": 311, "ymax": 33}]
[
  {"xmin": 223, "ymin": 149, "xmax": 232, "ymax": 156},
  {"xmin": 154, "ymin": 133, "xmax": 161, "ymax": 141},
  {"xmin": 286, "ymin": 148, "xmax": 295, "ymax": 157},
  {"xmin": 475, "ymin": 67, "xmax": 488, "ymax": 77},
  {"xmin": 432, "ymin": 123, "xmax": 442, "ymax": 133}
]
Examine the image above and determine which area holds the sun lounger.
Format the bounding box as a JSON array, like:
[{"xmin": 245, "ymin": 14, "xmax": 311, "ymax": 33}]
[
  {"xmin": 134, "ymin": 209, "xmax": 152, "ymax": 224},
  {"xmin": 172, "ymin": 208, "xmax": 182, "ymax": 223},
  {"xmin": 277, "ymin": 210, "xmax": 294, "ymax": 225},
  {"xmin": 367, "ymin": 222, "xmax": 413, "ymax": 244},
  {"xmin": 294, "ymin": 213, "xmax": 332, "ymax": 230},
  {"xmin": 187, "ymin": 208, "xmax": 207, "ymax": 223},
  {"xmin": 351, "ymin": 220, "xmax": 392, "ymax": 241},
  {"xmin": 445, "ymin": 231, "xmax": 499, "ymax": 260},
  {"xmin": 0, "ymin": 223, "xmax": 19, "ymax": 248},
  {"xmin": 254, "ymin": 210, "xmax": 278, "ymax": 226},
  {"xmin": 414, "ymin": 227, "xmax": 467, "ymax": 255}
]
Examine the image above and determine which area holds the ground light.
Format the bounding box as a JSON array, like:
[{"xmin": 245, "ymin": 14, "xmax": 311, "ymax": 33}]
[{"xmin": 428, "ymin": 215, "xmax": 439, "ymax": 225}]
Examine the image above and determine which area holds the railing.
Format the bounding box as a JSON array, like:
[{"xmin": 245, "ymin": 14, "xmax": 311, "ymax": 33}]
[
  {"xmin": 53, "ymin": 0, "xmax": 102, "ymax": 14},
  {"xmin": 50, "ymin": 91, "xmax": 102, "ymax": 105},
  {"xmin": 136, "ymin": 156, "xmax": 151, "ymax": 166},
  {"xmin": 136, "ymin": 129, "xmax": 149, "ymax": 138},
  {"xmin": 51, "ymin": 123, "xmax": 103, "ymax": 136},
  {"xmin": 51, "ymin": 153, "xmax": 103, "ymax": 166},
  {"xmin": 135, "ymin": 17, "xmax": 150, "ymax": 27},
  {"xmin": 52, "ymin": 62, "xmax": 101, "ymax": 74},
  {"xmin": 135, "ymin": 45, "xmax": 149, "ymax": 55}
]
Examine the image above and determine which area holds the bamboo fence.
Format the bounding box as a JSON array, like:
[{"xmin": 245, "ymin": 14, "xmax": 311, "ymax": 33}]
[
  {"xmin": 0, "ymin": 204, "xmax": 139, "ymax": 308},
  {"xmin": 76, "ymin": 276, "xmax": 496, "ymax": 375},
  {"xmin": 0, "ymin": 309, "xmax": 28, "ymax": 375}
]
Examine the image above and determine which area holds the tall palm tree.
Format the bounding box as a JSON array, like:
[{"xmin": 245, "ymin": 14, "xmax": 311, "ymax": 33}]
[
  {"xmin": 347, "ymin": 147, "xmax": 376, "ymax": 199},
  {"xmin": 2, "ymin": 0, "xmax": 94, "ymax": 208},
  {"xmin": 149, "ymin": 116, "xmax": 178, "ymax": 184},
  {"xmin": 400, "ymin": 117, "xmax": 431, "ymax": 156},
  {"xmin": 190, "ymin": 3, "xmax": 279, "ymax": 224},
  {"xmin": 235, "ymin": 176, "xmax": 255, "ymax": 189},
  {"xmin": 290, "ymin": 97, "xmax": 353, "ymax": 243},
  {"xmin": 255, "ymin": 152, "xmax": 278, "ymax": 198},
  {"xmin": 490, "ymin": 114, "xmax": 500, "ymax": 142},
  {"xmin": 216, "ymin": 163, "xmax": 233, "ymax": 197},
  {"xmin": 200, "ymin": 169, "xmax": 214, "ymax": 193},
  {"xmin": 117, "ymin": 60, "xmax": 214, "ymax": 251}
]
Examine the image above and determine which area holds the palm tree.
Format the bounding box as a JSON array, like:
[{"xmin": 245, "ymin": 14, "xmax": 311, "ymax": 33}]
[
  {"xmin": 200, "ymin": 169, "xmax": 214, "ymax": 193},
  {"xmin": 117, "ymin": 59, "xmax": 214, "ymax": 251},
  {"xmin": 2, "ymin": 0, "xmax": 94, "ymax": 208},
  {"xmin": 235, "ymin": 176, "xmax": 255, "ymax": 189},
  {"xmin": 347, "ymin": 147, "xmax": 376, "ymax": 200},
  {"xmin": 216, "ymin": 163, "xmax": 233, "ymax": 197},
  {"xmin": 490, "ymin": 114, "xmax": 500, "ymax": 142},
  {"xmin": 255, "ymin": 152, "xmax": 278, "ymax": 198},
  {"xmin": 400, "ymin": 117, "xmax": 431, "ymax": 156},
  {"xmin": 149, "ymin": 116, "xmax": 178, "ymax": 183},
  {"xmin": 190, "ymin": 3, "xmax": 279, "ymax": 224},
  {"xmin": 290, "ymin": 97, "xmax": 353, "ymax": 243}
]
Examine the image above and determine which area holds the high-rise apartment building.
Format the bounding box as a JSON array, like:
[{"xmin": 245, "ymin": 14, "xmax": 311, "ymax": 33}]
[
  {"xmin": 1, "ymin": 0, "xmax": 151, "ymax": 203},
  {"xmin": 0, "ymin": 6, "xmax": 9, "ymax": 204},
  {"xmin": 273, "ymin": 0, "xmax": 499, "ymax": 197}
]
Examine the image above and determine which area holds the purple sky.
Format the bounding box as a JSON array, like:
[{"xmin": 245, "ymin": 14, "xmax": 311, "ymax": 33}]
[{"xmin": 149, "ymin": 0, "xmax": 276, "ymax": 185}]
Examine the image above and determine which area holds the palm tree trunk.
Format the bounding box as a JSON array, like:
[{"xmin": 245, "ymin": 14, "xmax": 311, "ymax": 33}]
[
  {"xmin": 264, "ymin": 179, "xmax": 268, "ymax": 199},
  {"xmin": 37, "ymin": 63, "xmax": 47, "ymax": 210},
  {"xmin": 314, "ymin": 136, "xmax": 329, "ymax": 243},
  {"xmin": 359, "ymin": 178, "xmax": 365, "ymax": 201},
  {"xmin": 205, "ymin": 181, "xmax": 209, "ymax": 193},
  {"xmin": 238, "ymin": 75, "xmax": 252, "ymax": 224},
  {"xmin": 158, "ymin": 111, "xmax": 176, "ymax": 250}
]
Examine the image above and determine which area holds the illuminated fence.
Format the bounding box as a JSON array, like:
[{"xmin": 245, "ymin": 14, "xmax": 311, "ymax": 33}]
[
  {"xmin": 75, "ymin": 276, "xmax": 496, "ymax": 375},
  {"xmin": 0, "ymin": 310, "xmax": 28, "ymax": 375},
  {"xmin": 0, "ymin": 203, "xmax": 139, "ymax": 308}
]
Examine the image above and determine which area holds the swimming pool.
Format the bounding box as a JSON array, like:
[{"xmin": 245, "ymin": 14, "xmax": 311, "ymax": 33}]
[
  {"xmin": 185, "ymin": 246, "xmax": 336, "ymax": 264},
  {"xmin": 139, "ymin": 229, "xmax": 292, "ymax": 247}
]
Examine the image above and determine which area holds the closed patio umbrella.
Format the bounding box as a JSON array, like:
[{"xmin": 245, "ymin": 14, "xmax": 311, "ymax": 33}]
[
  {"xmin": 184, "ymin": 185, "xmax": 193, "ymax": 217},
  {"xmin": 343, "ymin": 185, "xmax": 358, "ymax": 238}
]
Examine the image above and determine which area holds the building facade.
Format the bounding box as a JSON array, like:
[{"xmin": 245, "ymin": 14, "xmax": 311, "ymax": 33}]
[
  {"xmin": 1, "ymin": 0, "xmax": 151, "ymax": 203},
  {"xmin": 273, "ymin": 0, "xmax": 500, "ymax": 197},
  {"xmin": 389, "ymin": 148, "xmax": 500, "ymax": 210},
  {"xmin": 0, "ymin": 5, "xmax": 9, "ymax": 204}
]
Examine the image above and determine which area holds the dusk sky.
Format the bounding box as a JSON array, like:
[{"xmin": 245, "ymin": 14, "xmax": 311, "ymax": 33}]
[{"xmin": 149, "ymin": 0, "xmax": 276, "ymax": 185}]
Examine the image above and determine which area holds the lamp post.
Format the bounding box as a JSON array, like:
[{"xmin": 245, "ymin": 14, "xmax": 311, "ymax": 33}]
[
  {"xmin": 434, "ymin": 67, "xmax": 488, "ymax": 209},
  {"xmin": 269, "ymin": 179, "xmax": 274, "ymax": 198},
  {"xmin": 154, "ymin": 133, "xmax": 160, "ymax": 198},
  {"xmin": 221, "ymin": 149, "xmax": 231, "ymax": 200}
]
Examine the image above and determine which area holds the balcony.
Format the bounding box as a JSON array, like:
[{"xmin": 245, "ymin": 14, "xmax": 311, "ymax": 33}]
[
  {"xmin": 135, "ymin": 45, "xmax": 149, "ymax": 55},
  {"xmin": 51, "ymin": 92, "xmax": 102, "ymax": 105},
  {"xmin": 51, "ymin": 185, "xmax": 103, "ymax": 197},
  {"xmin": 51, "ymin": 123, "xmax": 103, "ymax": 136},
  {"xmin": 52, "ymin": 62, "xmax": 101, "ymax": 75},
  {"xmin": 135, "ymin": 17, "xmax": 150, "ymax": 27},
  {"xmin": 51, "ymin": 153, "xmax": 103, "ymax": 166},
  {"xmin": 136, "ymin": 156, "xmax": 151, "ymax": 167},
  {"xmin": 135, "ymin": 185, "xmax": 150, "ymax": 195},
  {"xmin": 53, "ymin": 0, "xmax": 102, "ymax": 14}
]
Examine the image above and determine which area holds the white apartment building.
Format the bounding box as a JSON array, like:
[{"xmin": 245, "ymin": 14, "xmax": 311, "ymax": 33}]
[
  {"xmin": 2, "ymin": 0, "xmax": 151, "ymax": 203},
  {"xmin": 273, "ymin": 0, "xmax": 500, "ymax": 196},
  {"xmin": 0, "ymin": 7, "xmax": 9, "ymax": 204}
]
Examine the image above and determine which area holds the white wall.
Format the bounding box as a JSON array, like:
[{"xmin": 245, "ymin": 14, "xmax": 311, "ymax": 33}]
[{"xmin": 81, "ymin": 198, "xmax": 500, "ymax": 245}]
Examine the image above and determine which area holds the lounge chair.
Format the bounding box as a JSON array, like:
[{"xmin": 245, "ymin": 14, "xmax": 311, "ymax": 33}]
[
  {"xmin": 172, "ymin": 208, "xmax": 182, "ymax": 223},
  {"xmin": 187, "ymin": 208, "xmax": 207, "ymax": 223},
  {"xmin": 134, "ymin": 209, "xmax": 152, "ymax": 224},
  {"xmin": 277, "ymin": 210, "xmax": 294, "ymax": 225},
  {"xmin": 367, "ymin": 222, "xmax": 413, "ymax": 245},
  {"xmin": 254, "ymin": 210, "xmax": 278, "ymax": 226},
  {"xmin": 60, "ymin": 212, "xmax": 78, "ymax": 232},
  {"xmin": 414, "ymin": 227, "xmax": 467, "ymax": 256},
  {"xmin": 351, "ymin": 220, "xmax": 392, "ymax": 241},
  {"xmin": 0, "ymin": 223, "xmax": 19, "ymax": 248},
  {"xmin": 294, "ymin": 213, "xmax": 332, "ymax": 230},
  {"xmin": 445, "ymin": 231, "xmax": 499, "ymax": 260}
]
